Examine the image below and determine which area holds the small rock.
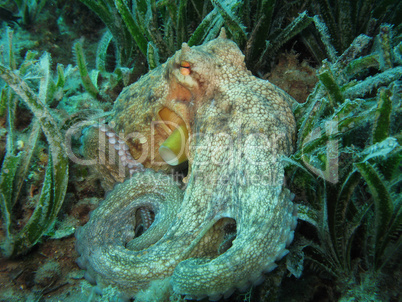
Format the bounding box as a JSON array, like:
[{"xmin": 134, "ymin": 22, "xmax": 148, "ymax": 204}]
[{"xmin": 34, "ymin": 261, "xmax": 62, "ymax": 288}]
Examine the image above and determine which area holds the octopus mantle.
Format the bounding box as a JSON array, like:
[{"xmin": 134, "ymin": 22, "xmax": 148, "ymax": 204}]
[{"xmin": 75, "ymin": 30, "xmax": 297, "ymax": 301}]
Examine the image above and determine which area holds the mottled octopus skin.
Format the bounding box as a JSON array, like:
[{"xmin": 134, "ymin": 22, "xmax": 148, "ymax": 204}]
[{"xmin": 76, "ymin": 31, "xmax": 297, "ymax": 300}]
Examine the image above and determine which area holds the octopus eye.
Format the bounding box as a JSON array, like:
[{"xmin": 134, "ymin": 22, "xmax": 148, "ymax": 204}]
[{"xmin": 180, "ymin": 61, "xmax": 191, "ymax": 76}]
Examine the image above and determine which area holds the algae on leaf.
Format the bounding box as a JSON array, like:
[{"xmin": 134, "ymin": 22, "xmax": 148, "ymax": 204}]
[
  {"xmin": 287, "ymin": 25, "xmax": 402, "ymax": 300},
  {"xmin": 0, "ymin": 56, "xmax": 69, "ymax": 257},
  {"xmin": 73, "ymin": 41, "xmax": 100, "ymax": 99}
]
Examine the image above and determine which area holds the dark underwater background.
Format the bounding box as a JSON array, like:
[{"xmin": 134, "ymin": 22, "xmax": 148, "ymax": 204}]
[{"xmin": 0, "ymin": 0, "xmax": 401, "ymax": 301}]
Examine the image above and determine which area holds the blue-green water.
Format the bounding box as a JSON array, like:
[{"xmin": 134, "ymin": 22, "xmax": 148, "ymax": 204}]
[{"xmin": 0, "ymin": 0, "xmax": 400, "ymax": 301}]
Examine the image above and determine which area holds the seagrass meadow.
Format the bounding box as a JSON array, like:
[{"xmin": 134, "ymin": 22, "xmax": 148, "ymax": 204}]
[{"xmin": 0, "ymin": 0, "xmax": 401, "ymax": 301}]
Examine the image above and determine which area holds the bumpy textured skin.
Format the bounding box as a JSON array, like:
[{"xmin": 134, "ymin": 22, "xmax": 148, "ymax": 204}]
[{"xmin": 76, "ymin": 31, "xmax": 297, "ymax": 300}]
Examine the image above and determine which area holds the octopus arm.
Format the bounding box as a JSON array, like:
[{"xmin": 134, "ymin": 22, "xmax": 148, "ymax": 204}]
[
  {"xmin": 171, "ymin": 165, "xmax": 297, "ymax": 300},
  {"xmin": 75, "ymin": 170, "xmax": 184, "ymax": 297}
]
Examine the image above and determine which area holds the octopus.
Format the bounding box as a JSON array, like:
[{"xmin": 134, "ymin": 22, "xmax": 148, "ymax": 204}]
[{"xmin": 75, "ymin": 29, "xmax": 297, "ymax": 301}]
